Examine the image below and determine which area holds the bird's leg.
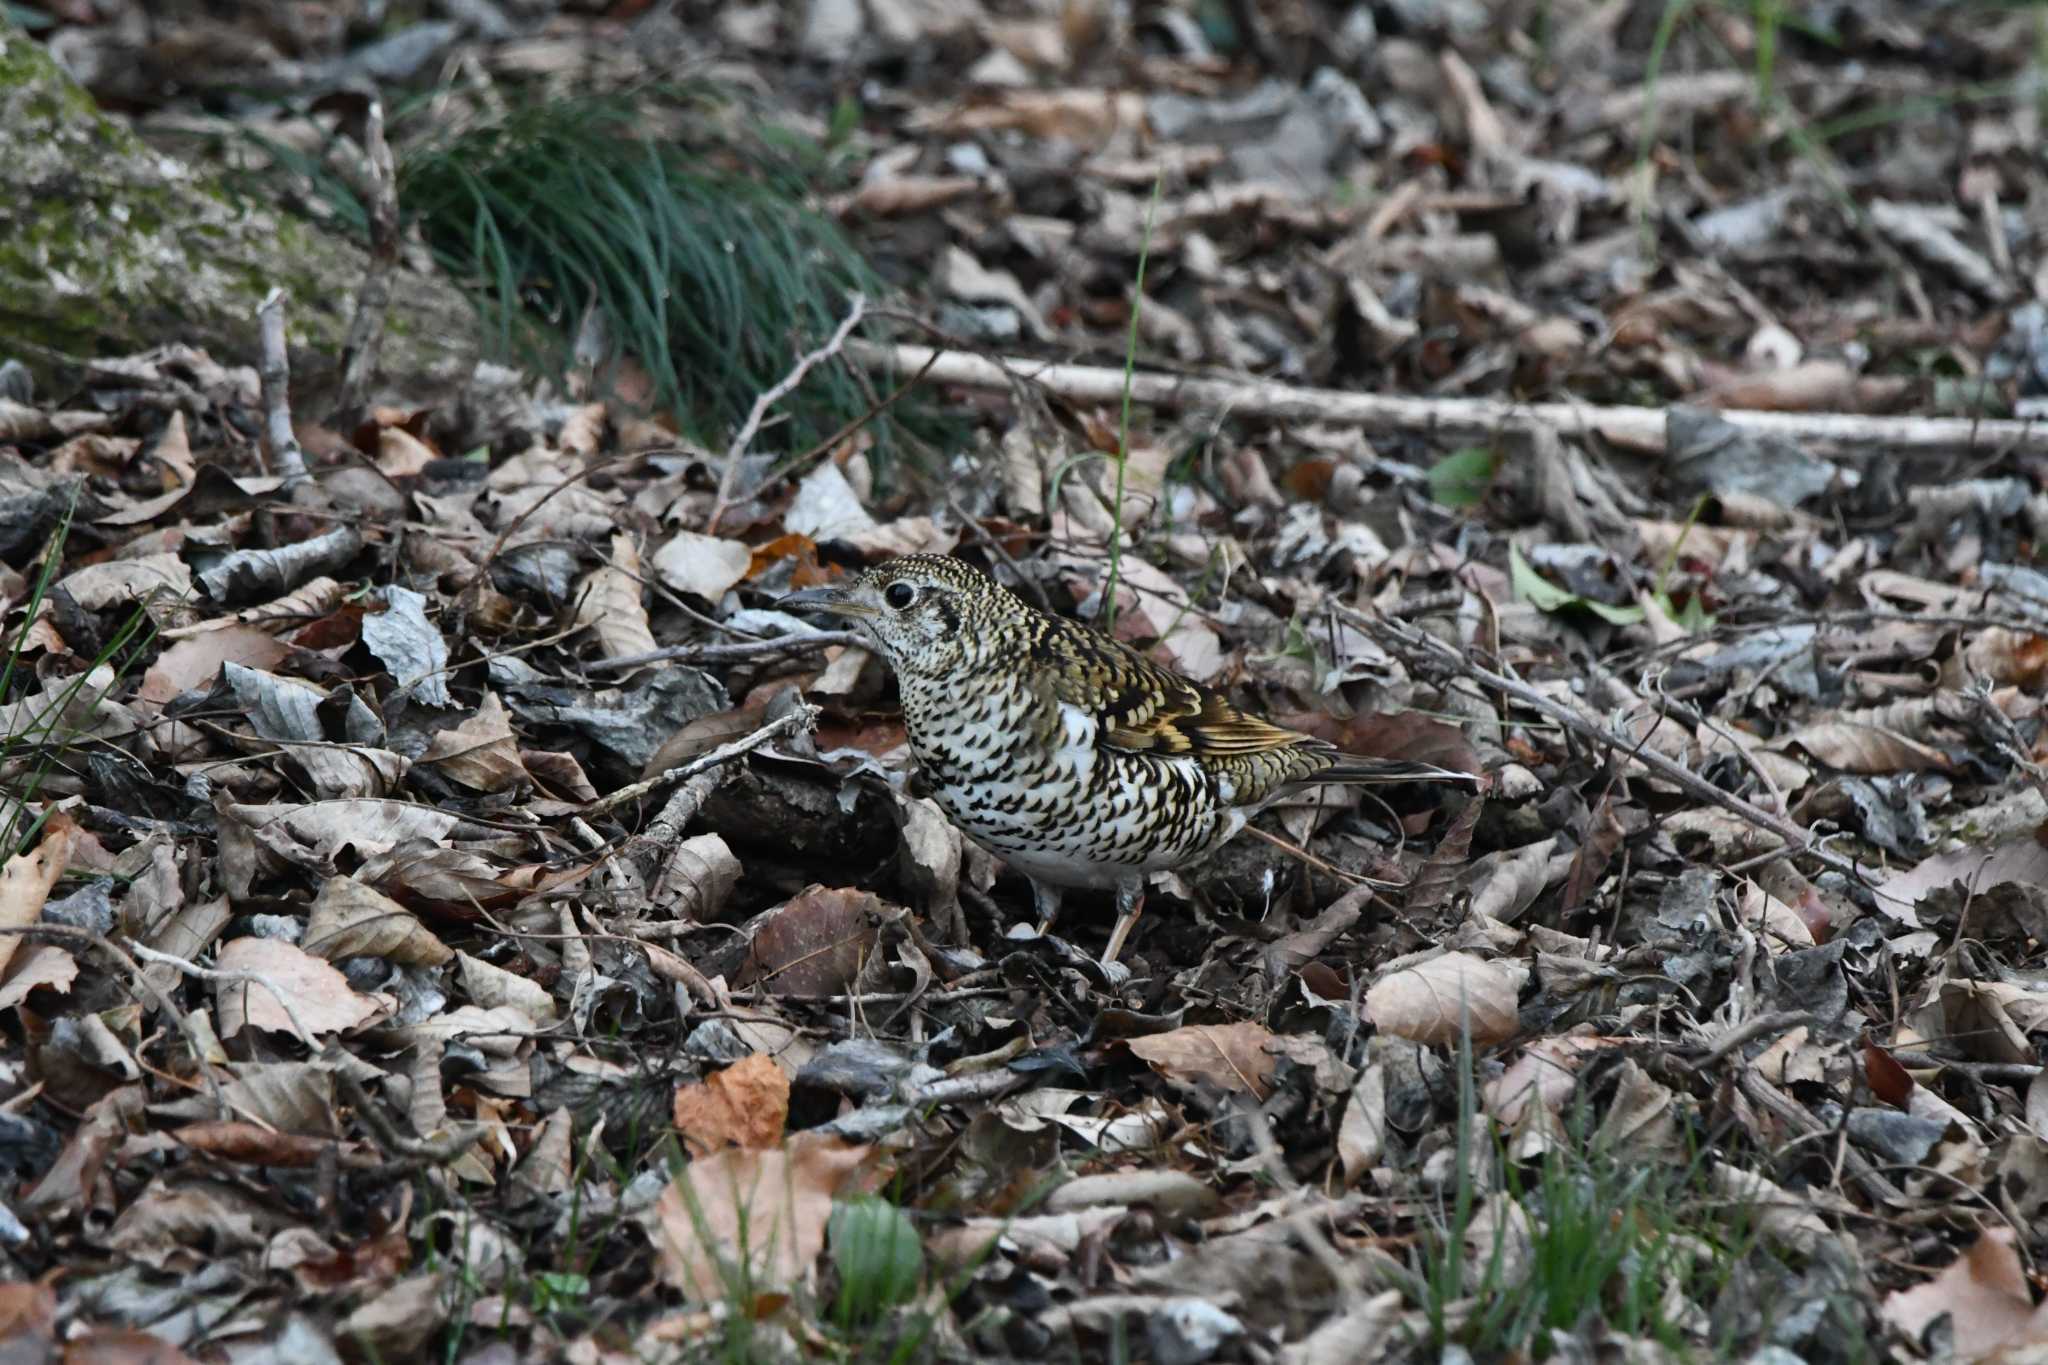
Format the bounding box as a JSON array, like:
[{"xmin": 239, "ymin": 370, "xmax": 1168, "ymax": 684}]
[
  {"xmin": 1031, "ymin": 880, "xmax": 1062, "ymax": 937},
  {"xmin": 1101, "ymin": 876, "xmax": 1145, "ymax": 967}
]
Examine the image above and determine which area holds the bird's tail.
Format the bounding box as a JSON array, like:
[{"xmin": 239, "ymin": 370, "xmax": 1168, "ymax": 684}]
[{"xmin": 1307, "ymin": 757, "xmax": 1482, "ymax": 787}]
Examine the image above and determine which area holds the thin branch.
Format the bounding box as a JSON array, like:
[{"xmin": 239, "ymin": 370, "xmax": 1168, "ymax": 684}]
[
  {"xmin": 1361, "ymin": 611, "xmax": 1871, "ymax": 886},
  {"xmin": 129, "ymin": 939, "xmax": 318, "ymax": 1047},
  {"xmin": 586, "ymin": 629, "xmax": 866, "ymax": 672},
  {"xmin": 334, "ymin": 100, "xmax": 399, "ymax": 422},
  {"xmin": 257, "ymin": 289, "xmax": 310, "ymax": 487},
  {"xmin": 852, "ymin": 340, "xmax": 2048, "ymax": 458},
  {"xmin": 707, "ymin": 294, "xmax": 867, "ymax": 534},
  {"xmin": 585, "ymin": 702, "xmax": 817, "ymax": 819}
]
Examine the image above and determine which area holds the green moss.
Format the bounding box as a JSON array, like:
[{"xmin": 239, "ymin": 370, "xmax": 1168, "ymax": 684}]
[{"xmin": 0, "ymin": 13, "xmax": 477, "ymax": 404}]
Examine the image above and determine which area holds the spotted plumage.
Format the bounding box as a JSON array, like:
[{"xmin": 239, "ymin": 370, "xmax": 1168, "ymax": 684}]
[{"xmin": 782, "ymin": 553, "xmax": 1470, "ymax": 966}]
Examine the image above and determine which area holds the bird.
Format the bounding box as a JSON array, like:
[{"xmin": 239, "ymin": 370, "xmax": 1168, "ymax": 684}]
[{"xmin": 781, "ymin": 554, "xmax": 1474, "ymax": 971}]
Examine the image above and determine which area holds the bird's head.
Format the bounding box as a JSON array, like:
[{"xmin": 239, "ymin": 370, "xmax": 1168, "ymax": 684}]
[{"xmin": 780, "ymin": 554, "xmax": 1011, "ymax": 676}]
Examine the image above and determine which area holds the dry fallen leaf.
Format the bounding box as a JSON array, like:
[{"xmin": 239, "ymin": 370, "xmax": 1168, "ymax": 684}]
[
  {"xmin": 1126, "ymin": 1021, "xmax": 1281, "ymax": 1099},
  {"xmin": 213, "ymin": 938, "xmax": 388, "ymax": 1043},
  {"xmin": 671, "ymin": 1053, "xmax": 791, "ymax": 1156},
  {"xmin": 0, "ymin": 816, "xmax": 77, "ymax": 979},
  {"xmin": 1881, "ymin": 1228, "xmax": 2048, "ymax": 1359},
  {"xmin": 1365, "ymin": 952, "xmax": 1521, "ymax": 1047},
  {"xmin": 650, "ymin": 1133, "xmax": 879, "ymax": 1303}
]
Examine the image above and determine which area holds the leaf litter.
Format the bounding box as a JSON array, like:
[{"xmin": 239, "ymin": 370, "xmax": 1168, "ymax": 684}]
[{"xmin": 6, "ymin": 0, "xmax": 2048, "ymax": 1361}]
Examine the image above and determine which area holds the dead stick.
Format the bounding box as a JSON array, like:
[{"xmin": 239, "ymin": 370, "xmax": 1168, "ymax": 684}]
[
  {"xmin": 334, "ymin": 100, "xmax": 399, "ymax": 422},
  {"xmin": 585, "ymin": 703, "xmax": 816, "ymax": 818},
  {"xmin": 707, "ymin": 294, "xmax": 868, "ymax": 533},
  {"xmin": 257, "ymin": 289, "xmax": 310, "ymax": 487},
  {"xmin": 1361, "ymin": 611, "xmax": 1870, "ymax": 885},
  {"xmin": 853, "ymin": 340, "xmax": 2048, "ymax": 457},
  {"xmin": 587, "ymin": 629, "xmax": 866, "ymax": 672}
]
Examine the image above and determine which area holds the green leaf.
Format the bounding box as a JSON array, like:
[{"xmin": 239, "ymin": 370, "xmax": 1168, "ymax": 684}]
[
  {"xmin": 1427, "ymin": 447, "xmax": 1498, "ymax": 507},
  {"xmin": 829, "ymin": 1195, "xmax": 923, "ymax": 1324},
  {"xmin": 1510, "ymin": 545, "xmax": 1645, "ymax": 625}
]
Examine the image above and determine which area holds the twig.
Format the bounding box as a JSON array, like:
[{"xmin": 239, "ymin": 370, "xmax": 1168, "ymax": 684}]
[
  {"xmin": 707, "ymin": 294, "xmax": 867, "ymax": 534},
  {"xmin": 852, "ymin": 341, "xmax": 2048, "ymax": 458},
  {"xmin": 586, "ymin": 630, "xmax": 866, "ymax": 672},
  {"xmin": 585, "ymin": 703, "xmax": 817, "ymax": 818},
  {"xmin": 129, "ymin": 939, "xmax": 318, "ymax": 1047},
  {"xmin": 0, "ymin": 924, "xmax": 229, "ymax": 1118},
  {"xmin": 1361, "ymin": 611, "xmax": 1870, "ymax": 886},
  {"xmin": 333, "ymin": 1064, "xmax": 488, "ymax": 1171},
  {"xmin": 256, "ymin": 289, "xmax": 310, "ymax": 487},
  {"xmin": 334, "ymin": 100, "xmax": 399, "ymax": 423},
  {"xmin": 1678, "ymin": 1010, "xmax": 1816, "ymax": 1073}
]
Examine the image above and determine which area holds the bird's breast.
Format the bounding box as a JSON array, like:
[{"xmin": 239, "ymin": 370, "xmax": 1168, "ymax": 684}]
[{"xmin": 896, "ymin": 672, "xmax": 1232, "ymax": 882}]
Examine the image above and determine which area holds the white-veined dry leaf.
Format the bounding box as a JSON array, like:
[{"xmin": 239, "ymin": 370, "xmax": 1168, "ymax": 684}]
[
  {"xmin": 1126, "ymin": 1021, "xmax": 1281, "ymax": 1099},
  {"xmin": 456, "ymin": 952, "xmax": 558, "ymax": 1027},
  {"xmin": 650, "ymin": 1133, "xmax": 879, "ymax": 1303},
  {"xmin": 0, "ymin": 816, "xmax": 75, "ymax": 979},
  {"xmin": 651, "ymin": 530, "xmax": 752, "ymax": 602}
]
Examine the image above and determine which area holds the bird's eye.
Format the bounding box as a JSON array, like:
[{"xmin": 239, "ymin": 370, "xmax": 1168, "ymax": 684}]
[{"xmin": 884, "ymin": 581, "xmax": 917, "ymax": 610}]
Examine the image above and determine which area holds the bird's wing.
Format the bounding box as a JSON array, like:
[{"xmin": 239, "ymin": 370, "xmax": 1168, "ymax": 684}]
[{"xmin": 1032, "ymin": 615, "xmax": 1323, "ymax": 759}]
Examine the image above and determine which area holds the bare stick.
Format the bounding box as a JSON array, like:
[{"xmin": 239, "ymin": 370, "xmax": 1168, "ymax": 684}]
[
  {"xmin": 257, "ymin": 289, "xmax": 310, "ymax": 487},
  {"xmin": 707, "ymin": 294, "xmax": 867, "ymax": 533},
  {"xmin": 585, "ymin": 703, "xmax": 817, "ymax": 819},
  {"xmin": 130, "ymin": 939, "xmax": 318, "ymax": 1046},
  {"xmin": 0, "ymin": 924, "xmax": 230, "ymax": 1118},
  {"xmin": 334, "ymin": 101, "xmax": 399, "ymax": 422},
  {"xmin": 1361, "ymin": 611, "xmax": 1870, "ymax": 885},
  {"xmin": 587, "ymin": 629, "xmax": 866, "ymax": 672},
  {"xmin": 852, "ymin": 341, "xmax": 2048, "ymax": 458}
]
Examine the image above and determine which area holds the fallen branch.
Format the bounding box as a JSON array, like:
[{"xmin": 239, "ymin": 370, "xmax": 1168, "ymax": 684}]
[
  {"xmin": 708, "ymin": 294, "xmax": 867, "ymax": 533},
  {"xmin": 1360, "ymin": 610, "xmax": 1871, "ymax": 886},
  {"xmin": 256, "ymin": 289, "xmax": 310, "ymax": 487},
  {"xmin": 585, "ymin": 701, "xmax": 817, "ymax": 819},
  {"xmin": 854, "ymin": 340, "xmax": 2048, "ymax": 458},
  {"xmin": 587, "ymin": 629, "xmax": 866, "ymax": 672},
  {"xmin": 333, "ymin": 100, "xmax": 399, "ymax": 422}
]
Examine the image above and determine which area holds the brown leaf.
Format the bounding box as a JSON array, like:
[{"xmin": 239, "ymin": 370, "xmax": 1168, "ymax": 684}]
[
  {"xmin": 672, "ymin": 1054, "xmax": 790, "ymax": 1157},
  {"xmin": 1864, "ymin": 1041, "xmax": 1915, "ymax": 1108},
  {"xmin": 214, "ymin": 938, "xmax": 388, "ymax": 1043},
  {"xmin": 1126, "ymin": 1021, "xmax": 1281, "ymax": 1099},
  {"xmin": 0, "ymin": 943, "xmax": 77, "ymax": 1011},
  {"xmin": 651, "ymin": 1133, "xmax": 879, "ymax": 1303},
  {"xmin": 302, "ymin": 877, "xmax": 454, "ymax": 966},
  {"xmin": 740, "ymin": 887, "xmax": 882, "ymax": 997},
  {"xmin": 1405, "ymin": 797, "xmax": 1481, "ymax": 916},
  {"xmin": 420, "ymin": 692, "xmax": 528, "ymax": 793},
  {"xmin": 169, "ymin": 1121, "xmax": 338, "ymax": 1168},
  {"xmin": 1881, "ymin": 1228, "xmax": 2048, "ymax": 1358},
  {"xmin": 574, "ymin": 532, "xmax": 657, "ymax": 661},
  {"xmin": 1874, "ymin": 837, "xmax": 2048, "ymax": 923},
  {"xmin": 1774, "ymin": 721, "xmax": 1951, "ymax": 773},
  {"xmin": 0, "ymin": 816, "xmax": 77, "ymax": 979},
  {"xmin": 60, "ymin": 1330, "xmax": 200, "ymax": 1365},
  {"xmin": 1365, "ymin": 952, "xmax": 1521, "ymax": 1047},
  {"xmin": 1560, "ymin": 791, "xmax": 1625, "ymax": 914}
]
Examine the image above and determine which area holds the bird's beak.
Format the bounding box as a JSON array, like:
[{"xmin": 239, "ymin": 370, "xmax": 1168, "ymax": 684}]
[{"xmin": 779, "ymin": 583, "xmax": 875, "ymax": 618}]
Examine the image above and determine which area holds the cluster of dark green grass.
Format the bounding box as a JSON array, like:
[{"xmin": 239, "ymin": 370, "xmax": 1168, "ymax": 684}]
[
  {"xmin": 397, "ymin": 92, "xmax": 885, "ymax": 455},
  {"xmin": 249, "ymin": 87, "xmax": 903, "ymax": 461}
]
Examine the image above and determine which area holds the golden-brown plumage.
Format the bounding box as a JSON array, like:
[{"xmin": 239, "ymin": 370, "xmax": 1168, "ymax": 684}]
[{"xmin": 783, "ymin": 553, "xmax": 1470, "ymax": 969}]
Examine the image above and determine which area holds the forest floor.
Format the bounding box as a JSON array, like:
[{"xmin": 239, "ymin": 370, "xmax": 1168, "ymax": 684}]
[{"xmin": 3, "ymin": 1, "xmax": 2048, "ymax": 1361}]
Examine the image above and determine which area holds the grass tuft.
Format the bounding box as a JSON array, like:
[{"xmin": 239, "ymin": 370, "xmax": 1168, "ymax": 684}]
[{"xmin": 396, "ymin": 91, "xmax": 885, "ymax": 454}]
